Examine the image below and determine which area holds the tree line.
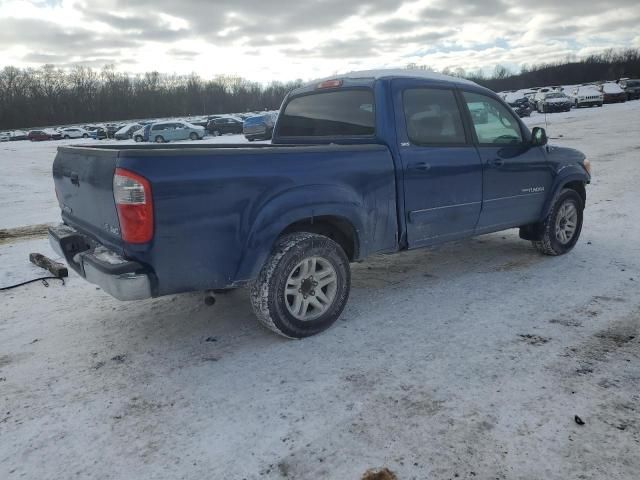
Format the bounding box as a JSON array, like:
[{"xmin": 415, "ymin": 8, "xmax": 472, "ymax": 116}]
[
  {"xmin": 471, "ymin": 48, "xmax": 640, "ymax": 92},
  {"xmin": 1, "ymin": 48, "xmax": 639, "ymax": 130},
  {"xmin": 0, "ymin": 65, "xmax": 302, "ymax": 130}
]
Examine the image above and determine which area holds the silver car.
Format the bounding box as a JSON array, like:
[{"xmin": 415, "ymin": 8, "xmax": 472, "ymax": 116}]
[{"xmin": 149, "ymin": 121, "xmax": 206, "ymax": 143}]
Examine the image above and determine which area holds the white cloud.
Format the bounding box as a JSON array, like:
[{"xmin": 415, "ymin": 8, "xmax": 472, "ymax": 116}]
[{"xmin": 0, "ymin": 0, "xmax": 637, "ymax": 82}]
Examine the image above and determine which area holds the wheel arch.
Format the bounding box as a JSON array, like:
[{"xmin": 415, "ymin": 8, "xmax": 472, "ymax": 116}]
[
  {"xmin": 233, "ymin": 185, "xmax": 371, "ymax": 284},
  {"xmin": 542, "ymin": 171, "xmax": 588, "ymax": 218},
  {"xmin": 280, "ymin": 215, "xmax": 359, "ymax": 261}
]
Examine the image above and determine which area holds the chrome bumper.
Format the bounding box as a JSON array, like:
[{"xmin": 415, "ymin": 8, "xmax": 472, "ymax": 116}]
[{"xmin": 48, "ymin": 224, "xmax": 152, "ymax": 301}]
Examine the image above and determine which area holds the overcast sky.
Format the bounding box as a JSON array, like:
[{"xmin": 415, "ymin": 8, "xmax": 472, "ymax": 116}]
[{"xmin": 1, "ymin": 0, "xmax": 638, "ymax": 82}]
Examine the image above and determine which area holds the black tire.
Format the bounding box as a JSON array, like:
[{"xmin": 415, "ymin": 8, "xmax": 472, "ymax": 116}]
[
  {"xmin": 250, "ymin": 232, "xmax": 351, "ymax": 338},
  {"xmin": 533, "ymin": 188, "xmax": 584, "ymax": 256},
  {"xmin": 155, "ymin": 135, "xmax": 165, "ymax": 143},
  {"xmin": 82, "ymin": 133, "xmax": 89, "ymax": 138},
  {"xmin": 63, "ymin": 135, "xmax": 70, "ymax": 139},
  {"xmin": 134, "ymin": 135, "xmax": 143, "ymax": 142},
  {"xmin": 189, "ymin": 132, "xmax": 198, "ymax": 140}
]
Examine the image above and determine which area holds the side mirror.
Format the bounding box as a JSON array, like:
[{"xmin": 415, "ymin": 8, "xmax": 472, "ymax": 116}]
[{"xmin": 531, "ymin": 126, "xmax": 547, "ymax": 146}]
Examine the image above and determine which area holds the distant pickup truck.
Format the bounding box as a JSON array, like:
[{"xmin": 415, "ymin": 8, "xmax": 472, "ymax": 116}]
[{"xmin": 50, "ymin": 70, "xmax": 591, "ymax": 338}]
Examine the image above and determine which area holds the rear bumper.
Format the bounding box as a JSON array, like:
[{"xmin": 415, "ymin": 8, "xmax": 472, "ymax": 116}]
[{"xmin": 48, "ymin": 224, "xmax": 152, "ymax": 300}]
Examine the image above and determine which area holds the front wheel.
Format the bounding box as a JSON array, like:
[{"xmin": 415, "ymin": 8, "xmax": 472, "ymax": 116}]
[
  {"xmin": 250, "ymin": 232, "xmax": 351, "ymax": 338},
  {"xmin": 533, "ymin": 188, "xmax": 584, "ymax": 256},
  {"xmin": 134, "ymin": 135, "xmax": 143, "ymax": 142},
  {"xmin": 189, "ymin": 132, "xmax": 198, "ymax": 140}
]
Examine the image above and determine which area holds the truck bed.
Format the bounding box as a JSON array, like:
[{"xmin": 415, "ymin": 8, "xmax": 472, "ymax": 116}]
[{"xmin": 53, "ymin": 142, "xmax": 398, "ymax": 295}]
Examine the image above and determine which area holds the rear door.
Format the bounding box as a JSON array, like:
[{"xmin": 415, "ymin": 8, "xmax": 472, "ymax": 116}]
[
  {"xmin": 460, "ymin": 90, "xmax": 553, "ymax": 231},
  {"xmin": 393, "ymin": 80, "xmax": 483, "ymax": 247}
]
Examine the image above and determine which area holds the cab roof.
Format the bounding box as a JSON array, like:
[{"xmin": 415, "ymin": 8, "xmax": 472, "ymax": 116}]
[
  {"xmin": 312, "ymin": 68, "xmax": 478, "ymax": 86},
  {"xmin": 291, "ymin": 68, "xmax": 480, "ymax": 97}
]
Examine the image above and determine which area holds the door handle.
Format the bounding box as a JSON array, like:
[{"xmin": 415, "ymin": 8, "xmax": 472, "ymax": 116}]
[
  {"xmin": 70, "ymin": 172, "xmax": 79, "ymax": 186},
  {"xmin": 409, "ymin": 162, "xmax": 431, "ymax": 172},
  {"xmin": 489, "ymin": 158, "xmax": 504, "ymax": 167}
]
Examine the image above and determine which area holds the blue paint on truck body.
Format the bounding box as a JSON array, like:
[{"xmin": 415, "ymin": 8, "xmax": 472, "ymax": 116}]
[{"xmin": 52, "ymin": 72, "xmax": 590, "ymax": 298}]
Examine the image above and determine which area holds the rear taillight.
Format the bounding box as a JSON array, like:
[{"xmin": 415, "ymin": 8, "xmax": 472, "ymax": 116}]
[{"xmin": 113, "ymin": 168, "xmax": 153, "ymax": 243}]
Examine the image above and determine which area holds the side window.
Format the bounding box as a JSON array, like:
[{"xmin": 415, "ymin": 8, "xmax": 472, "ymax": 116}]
[
  {"xmin": 403, "ymin": 88, "xmax": 466, "ymax": 145},
  {"xmin": 462, "ymin": 91, "xmax": 523, "ymax": 144}
]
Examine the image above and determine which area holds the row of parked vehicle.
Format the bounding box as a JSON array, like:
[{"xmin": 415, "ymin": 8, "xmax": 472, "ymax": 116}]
[
  {"xmin": 1, "ymin": 111, "xmax": 280, "ymax": 144},
  {"xmin": 499, "ymin": 77, "xmax": 639, "ymax": 117},
  {"xmin": 123, "ymin": 112, "xmax": 278, "ymax": 143},
  {"xmin": 0, "ymin": 124, "xmax": 122, "ymax": 142}
]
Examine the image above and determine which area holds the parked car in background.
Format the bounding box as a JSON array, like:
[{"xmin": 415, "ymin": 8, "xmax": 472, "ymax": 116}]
[
  {"xmin": 569, "ymin": 86, "xmax": 603, "ymax": 108},
  {"xmin": 133, "ymin": 124, "xmax": 151, "ymax": 142},
  {"xmin": 243, "ymin": 112, "xmax": 278, "ymax": 140},
  {"xmin": 105, "ymin": 124, "xmax": 121, "ymax": 138},
  {"xmin": 90, "ymin": 127, "xmax": 108, "ymax": 140},
  {"xmin": 115, "ymin": 123, "xmax": 143, "ymax": 140},
  {"xmin": 0, "ymin": 131, "xmax": 11, "ymax": 142},
  {"xmin": 207, "ymin": 116, "xmax": 243, "ymax": 136},
  {"xmin": 504, "ymin": 94, "xmax": 532, "ymax": 117},
  {"xmin": 28, "ymin": 129, "xmax": 61, "ymax": 141},
  {"xmin": 148, "ymin": 121, "xmax": 205, "ymax": 143},
  {"xmin": 511, "ymin": 101, "xmax": 532, "ymax": 117},
  {"xmin": 9, "ymin": 130, "xmax": 28, "ymax": 141},
  {"xmin": 536, "ymin": 92, "xmax": 572, "ymax": 113},
  {"xmin": 618, "ymin": 78, "xmax": 640, "ymax": 100},
  {"xmin": 597, "ymin": 82, "xmax": 626, "ymax": 104},
  {"xmin": 58, "ymin": 127, "xmax": 90, "ymax": 139}
]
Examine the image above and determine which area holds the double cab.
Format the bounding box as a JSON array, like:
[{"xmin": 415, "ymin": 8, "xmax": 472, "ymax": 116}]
[{"xmin": 50, "ymin": 70, "xmax": 591, "ymax": 338}]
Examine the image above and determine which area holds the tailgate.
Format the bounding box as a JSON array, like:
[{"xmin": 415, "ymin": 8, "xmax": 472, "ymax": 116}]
[{"xmin": 52, "ymin": 146, "xmax": 123, "ymax": 251}]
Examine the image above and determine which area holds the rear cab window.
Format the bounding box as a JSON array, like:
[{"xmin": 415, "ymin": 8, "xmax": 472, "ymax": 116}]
[{"xmin": 277, "ymin": 89, "xmax": 375, "ymax": 138}]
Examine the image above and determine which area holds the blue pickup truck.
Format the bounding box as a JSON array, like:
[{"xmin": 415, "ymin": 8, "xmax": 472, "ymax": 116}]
[{"xmin": 49, "ymin": 70, "xmax": 591, "ymax": 338}]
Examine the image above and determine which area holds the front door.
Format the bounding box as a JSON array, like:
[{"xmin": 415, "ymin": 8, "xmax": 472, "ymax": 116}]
[
  {"xmin": 393, "ymin": 81, "xmax": 483, "ymax": 248},
  {"xmin": 460, "ymin": 91, "xmax": 554, "ymax": 232}
]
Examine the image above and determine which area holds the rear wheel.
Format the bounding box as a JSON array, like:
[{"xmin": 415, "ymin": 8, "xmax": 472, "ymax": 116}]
[
  {"xmin": 63, "ymin": 135, "xmax": 70, "ymax": 139},
  {"xmin": 155, "ymin": 135, "xmax": 165, "ymax": 143},
  {"xmin": 533, "ymin": 188, "xmax": 584, "ymax": 256},
  {"xmin": 250, "ymin": 232, "xmax": 351, "ymax": 338}
]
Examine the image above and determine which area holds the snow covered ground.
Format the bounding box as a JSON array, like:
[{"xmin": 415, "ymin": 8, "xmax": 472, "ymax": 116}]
[{"xmin": 1, "ymin": 102, "xmax": 639, "ymax": 479}]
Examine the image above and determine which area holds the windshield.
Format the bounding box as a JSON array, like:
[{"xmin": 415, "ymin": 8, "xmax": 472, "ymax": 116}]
[
  {"xmin": 278, "ymin": 89, "xmax": 375, "ymax": 137},
  {"xmin": 545, "ymin": 93, "xmax": 565, "ymax": 99}
]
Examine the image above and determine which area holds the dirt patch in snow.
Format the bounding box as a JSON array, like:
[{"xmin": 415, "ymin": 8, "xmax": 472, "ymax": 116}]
[{"xmin": 0, "ymin": 223, "xmax": 51, "ymax": 245}]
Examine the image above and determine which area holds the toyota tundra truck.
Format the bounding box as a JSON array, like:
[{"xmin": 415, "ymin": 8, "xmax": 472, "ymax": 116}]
[{"xmin": 49, "ymin": 70, "xmax": 591, "ymax": 338}]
